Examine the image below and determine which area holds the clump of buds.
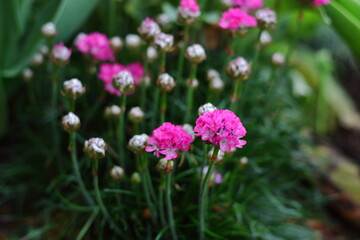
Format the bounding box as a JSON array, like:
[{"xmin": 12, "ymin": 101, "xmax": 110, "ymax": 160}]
[
  {"xmin": 128, "ymin": 134, "xmax": 149, "ymax": 154},
  {"xmin": 185, "ymin": 44, "xmax": 206, "ymax": 64},
  {"xmin": 157, "ymin": 158, "xmax": 174, "ymax": 174},
  {"xmin": 62, "ymin": 78, "xmax": 86, "ymax": 100},
  {"xmin": 110, "ymin": 166, "xmax": 125, "ymax": 181},
  {"xmin": 125, "ymin": 34, "xmax": 142, "ymax": 49},
  {"xmin": 138, "ymin": 18, "xmax": 161, "ymax": 41},
  {"xmin": 226, "ymin": 57, "xmax": 251, "ymax": 80},
  {"xmin": 198, "ymin": 102, "xmax": 217, "ymax": 116},
  {"xmin": 50, "ymin": 43, "xmax": 72, "ymax": 66},
  {"xmin": 271, "ymin": 53, "xmax": 285, "ymax": 67},
  {"xmin": 104, "ymin": 105, "xmax": 121, "ymax": 119},
  {"xmin": 255, "ymin": 8, "xmax": 277, "ymax": 30},
  {"xmin": 110, "ymin": 36, "xmax": 123, "ymax": 52},
  {"xmin": 153, "ymin": 33, "xmax": 174, "ymax": 52},
  {"xmin": 157, "ymin": 73, "xmax": 176, "ymax": 92},
  {"xmin": 84, "ymin": 138, "xmax": 107, "ymax": 159},
  {"xmin": 62, "ymin": 112, "xmax": 81, "ymax": 132},
  {"xmin": 41, "ymin": 22, "xmax": 57, "ymax": 39},
  {"xmin": 112, "ymin": 70, "xmax": 135, "ymax": 93},
  {"xmin": 128, "ymin": 107, "xmax": 145, "ymax": 123}
]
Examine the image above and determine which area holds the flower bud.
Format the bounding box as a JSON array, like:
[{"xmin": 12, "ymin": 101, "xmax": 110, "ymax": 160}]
[
  {"xmin": 182, "ymin": 124, "xmax": 195, "ymax": 139},
  {"xmin": 22, "ymin": 68, "xmax": 33, "ymax": 82},
  {"xmin": 112, "ymin": 70, "xmax": 135, "ymax": 93},
  {"xmin": 207, "ymin": 69, "xmax": 220, "ymax": 82},
  {"xmin": 157, "ymin": 73, "xmax": 176, "ymax": 92},
  {"xmin": 41, "ymin": 22, "xmax": 57, "ymax": 38},
  {"xmin": 154, "ymin": 32, "xmax": 174, "ymax": 52},
  {"xmin": 138, "ymin": 18, "xmax": 161, "ymax": 41},
  {"xmin": 208, "ymin": 148, "xmax": 225, "ymax": 163},
  {"xmin": 156, "ymin": 13, "xmax": 172, "ymax": 31},
  {"xmin": 185, "ymin": 44, "xmax": 206, "ymax": 64},
  {"xmin": 186, "ymin": 78, "xmax": 199, "ymax": 88},
  {"xmin": 104, "ymin": 105, "xmax": 122, "ymax": 119},
  {"xmin": 31, "ymin": 53, "xmax": 44, "ymax": 67},
  {"xmin": 39, "ymin": 45, "xmax": 49, "ymax": 56},
  {"xmin": 226, "ymin": 57, "xmax": 251, "ymax": 80},
  {"xmin": 62, "ymin": 78, "xmax": 86, "ymax": 100},
  {"xmin": 125, "ymin": 34, "xmax": 142, "ymax": 49},
  {"xmin": 209, "ymin": 78, "xmax": 224, "ymax": 92},
  {"xmin": 110, "ymin": 166, "xmax": 125, "ymax": 181},
  {"xmin": 131, "ymin": 172, "xmax": 141, "ymax": 184},
  {"xmin": 50, "ymin": 43, "xmax": 72, "ymax": 66},
  {"xmin": 128, "ymin": 134, "xmax": 149, "ymax": 154},
  {"xmin": 255, "ymin": 8, "xmax": 277, "ymax": 30},
  {"xmin": 110, "ymin": 36, "xmax": 123, "ymax": 51},
  {"xmin": 84, "ymin": 137, "xmax": 106, "ymax": 159},
  {"xmin": 259, "ymin": 31, "xmax": 272, "ymax": 48},
  {"xmin": 157, "ymin": 158, "xmax": 174, "ymax": 174},
  {"xmin": 239, "ymin": 157, "xmax": 248, "ymax": 167},
  {"xmin": 271, "ymin": 53, "xmax": 285, "ymax": 67},
  {"xmin": 146, "ymin": 46, "xmax": 158, "ymax": 62},
  {"xmin": 198, "ymin": 102, "xmax": 217, "ymax": 116},
  {"xmin": 128, "ymin": 107, "xmax": 145, "ymax": 123},
  {"xmin": 62, "ymin": 112, "xmax": 81, "ymax": 132}
]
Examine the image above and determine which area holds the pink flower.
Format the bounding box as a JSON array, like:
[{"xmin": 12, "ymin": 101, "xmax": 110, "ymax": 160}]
[
  {"xmin": 219, "ymin": 8, "xmax": 257, "ymax": 30},
  {"xmin": 178, "ymin": 0, "xmax": 201, "ymax": 24},
  {"xmin": 194, "ymin": 109, "xmax": 247, "ymax": 152},
  {"xmin": 313, "ymin": 0, "xmax": 330, "ymax": 6},
  {"xmin": 145, "ymin": 122, "xmax": 194, "ymax": 160},
  {"xmin": 75, "ymin": 32, "xmax": 114, "ymax": 61},
  {"xmin": 50, "ymin": 42, "xmax": 71, "ymax": 66},
  {"xmin": 98, "ymin": 62, "xmax": 144, "ymax": 96},
  {"xmin": 138, "ymin": 18, "xmax": 161, "ymax": 40},
  {"xmin": 232, "ymin": 0, "xmax": 263, "ymax": 10}
]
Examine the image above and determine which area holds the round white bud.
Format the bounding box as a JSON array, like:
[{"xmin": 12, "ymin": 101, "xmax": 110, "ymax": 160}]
[
  {"xmin": 226, "ymin": 57, "xmax": 251, "ymax": 80},
  {"xmin": 84, "ymin": 138, "xmax": 106, "ymax": 159},
  {"xmin": 154, "ymin": 32, "xmax": 174, "ymax": 52},
  {"xmin": 41, "ymin": 22, "xmax": 57, "ymax": 38},
  {"xmin": 125, "ymin": 34, "xmax": 142, "ymax": 49},
  {"xmin": 128, "ymin": 134, "xmax": 149, "ymax": 154},
  {"xmin": 62, "ymin": 112, "xmax": 81, "ymax": 132},
  {"xmin": 209, "ymin": 78, "xmax": 224, "ymax": 92},
  {"xmin": 104, "ymin": 105, "xmax": 122, "ymax": 119},
  {"xmin": 22, "ymin": 68, "xmax": 33, "ymax": 82},
  {"xmin": 31, "ymin": 53, "xmax": 44, "ymax": 66},
  {"xmin": 185, "ymin": 44, "xmax": 206, "ymax": 64},
  {"xmin": 110, "ymin": 166, "xmax": 125, "ymax": 181},
  {"xmin": 207, "ymin": 69, "xmax": 220, "ymax": 82},
  {"xmin": 110, "ymin": 36, "xmax": 123, "ymax": 51},
  {"xmin": 128, "ymin": 107, "xmax": 145, "ymax": 123},
  {"xmin": 271, "ymin": 53, "xmax": 285, "ymax": 67},
  {"xmin": 256, "ymin": 8, "xmax": 277, "ymax": 30},
  {"xmin": 198, "ymin": 103, "xmax": 217, "ymax": 116},
  {"xmin": 112, "ymin": 70, "xmax": 134, "ymax": 93},
  {"xmin": 157, "ymin": 73, "xmax": 176, "ymax": 92},
  {"xmin": 62, "ymin": 78, "xmax": 85, "ymax": 99}
]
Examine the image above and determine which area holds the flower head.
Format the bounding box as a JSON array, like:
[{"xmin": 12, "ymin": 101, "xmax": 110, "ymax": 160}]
[
  {"xmin": 157, "ymin": 73, "xmax": 176, "ymax": 92},
  {"xmin": 104, "ymin": 105, "xmax": 121, "ymax": 119},
  {"xmin": 145, "ymin": 122, "xmax": 194, "ymax": 160},
  {"xmin": 259, "ymin": 31, "xmax": 272, "ymax": 47},
  {"xmin": 84, "ymin": 138, "xmax": 107, "ymax": 159},
  {"xmin": 22, "ymin": 68, "xmax": 33, "ymax": 82},
  {"xmin": 75, "ymin": 32, "xmax": 114, "ymax": 61},
  {"xmin": 271, "ymin": 52, "xmax": 285, "ymax": 67},
  {"xmin": 110, "ymin": 36, "xmax": 123, "ymax": 51},
  {"xmin": 138, "ymin": 18, "xmax": 161, "ymax": 41},
  {"xmin": 50, "ymin": 43, "xmax": 72, "ymax": 66},
  {"xmin": 128, "ymin": 107, "xmax": 145, "ymax": 123},
  {"xmin": 112, "ymin": 70, "xmax": 134, "ymax": 93},
  {"xmin": 226, "ymin": 56, "xmax": 251, "ymax": 80},
  {"xmin": 157, "ymin": 13, "xmax": 172, "ymax": 31},
  {"xmin": 41, "ymin": 22, "xmax": 57, "ymax": 38},
  {"xmin": 128, "ymin": 134, "xmax": 149, "ymax": 154},
  {"xmin": 231, "ymin": 0, "xmax": 263, "ymax": 10},
  {"xmin": 110, "ymin": 166, "xmax": 125, "ymax": 181},
  {"xmin": 207, "ymin": 69, "xmax": 220, "ymax": 81},
  {"xmin": 185, "ymin": 44, "xmax": 206, "ymax": 64},
  {"xmin": 219, "ymin": 8, "xmax": 257, "ymax": 31},
  {"xmin": 209, "ymin": 78, "xmax": 224, "ymax": 92},
  {"xmin": 146, "ymin": 46, "xmax": 158, "ymax": 62},
  {"xmin": 125, "ymin": 34, "xmax": 142, "ymax": 49},
  {"xmin": 198, "ymin": 103, "xmax": 217, "ymax": 116},
  {"xmin": 313, "ymin": 0, "xmax": 330, "ymax": 6},
  {"xmin": 154, "ymin": 32, "xmax": 174, "ymax": 52},
  {"xmin": 62, "ymin": 112, "xmax": 81, "ymax": 132},
  {"xmin": 62, "ymin": 78, "xmax": 85, "ymax": 100},
  {"xmin": 194, "ymin": 109, "xmax": 247, "ymax": 152},
  {"xmin": 255, "ymin": 8, "xmax": 277, "ymax": 30},
  {"xmin": 178, "ymin": 0, "xmax": 201, "ymax": 25}
]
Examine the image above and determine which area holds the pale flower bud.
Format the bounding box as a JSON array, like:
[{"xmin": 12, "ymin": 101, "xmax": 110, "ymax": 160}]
[
  {"xmin": 84, "ymin": 138, "xmax": 106, "ymax": 159},
  {"xmin": 157, "ymin": 158, "xmax": 174, "ymax": 174},
  {"xmin": 209, "ymin": 78, "xmax": 224, "ymax": 92},
  {"xmin": 50, "ymin": 43, "xmax": 72, "ymax": 66},
  {"xmin": 146, "ymin": 46, "xmax": 158, "ymax": 62},
  {"xmin": 177, "ymin": 2, "xmax": 201, "ymax": 25},
  {"xmin": 110, "ymin": 36, "xmax": 123, "ymax": 51},
  {"xmin": 138, "ymin": 18, "xmax": 161, "ymax": 41},
  {"xmin": 239, "ymin": 157, "xmax": 249, "ymax": 167},
  {"xmin": 112, "ymin": 70, "xmax": 134, "ymax": 93},
  {"xmin": 125, "ymin": 34, "xmax": 142, "ymax": 49},
  {"xmin": 226, "ymin": 57, "xmax": 251, "ymax": 80},
  {"xmin": 208, "ymin": 148, "xmax": 225, "ymax": 162},
  {"xmin": 185, "ymin": 44, "xmax": 206, "ymax": 64},
  {"xmin": 110, "ymin": 166, "xmax": 125, "ymax": 181},
  {"xmin": 157, "ymin": 73, "xmax": 176, "ymax": 92},
  {"xmin": 154, "ymin": 32, "xmax": 174, "ymax": 52},
  {"xmin": 128, "ymin": 134, "xmax": 149, "ymax": 154},
  {"xmin": 271, "ymin": 53, "xmax": 285, "ymax": 67},
  {"xmin": 198, "ymin": 103, "xmax": 217, "ymax": 116},
  {"xmin": 186, "ymin": 78, "xmax": 199, "ymax": 88},
  {"xmin": 41, "ymin": 22, "xmax": 57, "ymax": 38},
  {"xmin": 255, "ymin": 8, "xmax": 277, "ymax": 30},
  {"xmin": 39, "ymin": 45, "xmax": 49, "ymax": 56},
  {"xmin": 62, "ymin": 78, "xmax": 86, "ymax": 100},
  {"xmin": 128, "ymin": 107, "xmax": 145, "ymax": 123},
  {"xmin": 259, "ymin": 31, "xmax": 272, "ymax": 48},
  {"xmin": 104, "ymin": 105, "xmax": 122, "ymax": 119},
  {"xmin": 131, "ymin": 172, "xmax": 141, "ymax": 184},
  {"xmin": 156, "ymin": 13, "xmax": 172, "ymax": 31},
  {"xmin": 182, "ymin": 124, "xmax": 195, "ymax": 139},
  {"xmin": 22, "ymin": 68, "xmax": 33, "ymax": 82},
  {"xmin": 207, "ymin": 69, "xmax": 220, "ymax": 82},
  {"xmin": 62, "ymin": 112, "xmax": 81, "ymax": 132},
  {"xmin": 31, "ymin": 53, "xmax": 44, "ymax": 67}
]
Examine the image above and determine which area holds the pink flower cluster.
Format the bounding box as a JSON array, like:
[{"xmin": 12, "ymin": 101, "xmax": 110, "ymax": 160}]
[
  {"xmin": 313, "ymin": 0, "xmax": 330, "ymax": 6},
  {"xmin": 179, "ymin": 0, "xmax": 200, "ymax": 15},
  {"xmin": 50, "ymin": 42, "xmax": 72, "ymax": 66},
  {"xmin": 232, "ymin": 0, "xmax": 263, "ymax": 10},
  {"xmin": 75, "ymin": 32, "xmax": 114, "ymax": 61},
  {"xmin": 194, "ymin": 109, "xmax": 247, "ymax": 152},
  {"xmin": 98, "ymin": 63, "xmax": 144, "ymax": 96},
  {"xmin": 219, "ymin": 8, "xmax": 257, "ymax": 30},
  {"xmin": 146, "ymin": 122, "xmax": 194, "ymax": 160}
]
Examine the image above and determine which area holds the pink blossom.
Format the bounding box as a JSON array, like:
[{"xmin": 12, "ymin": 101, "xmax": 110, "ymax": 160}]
[
  {"xmin": 98, "ymin": 62, "xmax": 144, "ymax": 96},
  {"xmin": 179, "ymin": 0, "xmax": 200, "ymax": 15},
  {"xmin": 232, "ymin": 0, "xmax": 263, "ymax": 10},
  {"xmin": 75, "ymin": 32, "xmax": 114, "ymax": 61},
  {"xmin": 145, "ymin": 122, "xmax": 194, "ymax": 160},
  {"xmin": 313, "ymin": 0, "xmax": 330, "ymax": 6},
  {"xmin": 50, "ymin": 42, "xmax": 71, "ymax": 66},
  {"xmin": 219, "ymin": 8, "xmax": 257, "ymax": 30},
  {"xmin": 194, "ymin": 109, "xmax": 247, "ymax": 152}
]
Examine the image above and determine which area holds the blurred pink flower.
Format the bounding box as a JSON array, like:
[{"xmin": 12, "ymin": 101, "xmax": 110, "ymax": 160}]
[
  {"xmin": 146, "ymin": 122, "xmax": 194, "ymax": 160},
  {"xmin": 202, "ymin": 166, "xmax": 223, "ymax": 185},
  {"xmin": 75, "ymin": 32, "xmax": 114, "ymax": 61},
  {"xmin": 313, "ymin": 0, "xmax": 330, "ymax": 6},
  {"xmin": 50, "ymin": 42, "xmax": 71, "ymax": 66},
  {"xmin": 194, "ymin": 109, "xmax": 247, "ymax": 152},
  {"xmin": 179, "ymin": 0, "xmax": 200, "ymax": 15},
  {"xmin": 219, "ymin": 8, "xmax": 257, "ymax": 30},
  {"xmin": 232, "ymin": 0, "xmax": 263, "ymax": 10},
  {"xmin": 98, "ymin": 62, "xmax": 144, "ymax": 96}
]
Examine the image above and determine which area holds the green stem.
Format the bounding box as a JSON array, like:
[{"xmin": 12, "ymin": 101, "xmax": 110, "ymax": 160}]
[
  {"xmin": 76, "ymin": 207, "xmax": 99, "ymax": 240},
  {"xmin": 92, "ymin": 158, "xmax": 122, "ymax": 234},
  {"xmin": 229, "ymin": 79, "xmax": 241, "ymax": 112},
  {"xmin": 166, "ymin": 167, "xmax": 178, "ymax": 240},
  {"xmin": 159, "ymin": 52, "xmax": 166, "ymax": 74},
  {"xmin": 158, "ymin": 175, "xmax": 167, "ymax": 227},
  {"xmin": 107, "ymin": 0, "xmax": 117, "ymax": 36},
  {"xmin": 70, "ymin": 132, "xmax": 94, "ymax": 205},
  {"xmin": 160, "ymin": 91, "xmax": 167, "ymax": 123},
  {"xmin": 151, "ymin": 88, "xmax": 160, "ymax": 130},
  {"xmin": 69, "ymin": 99, "xmax": 75, "ymax": 112},
  {"xmin": 177, "ymin": 26, "xmax": 190, "ymax": 85},
  {"xmin": 0, "ymin": 75, "xmax": 8, "ymax": 136},
  {"xmin": 199, "ymin": 147, "xmax": 219, "ymax": 240},
  {"xmin": 143, "ymin": 154, "xmax": 157, "ymax": 202},
  {"xmin": 118, "ymin": 94, "xmax": 127, "ymax": 166},
  {"xmin": 184, "ymin": 64, "xmax": 197, "ymax": 123},
  {"xmin": 140, "ymin": 44, "xmax": 149, "ymax": 114}
]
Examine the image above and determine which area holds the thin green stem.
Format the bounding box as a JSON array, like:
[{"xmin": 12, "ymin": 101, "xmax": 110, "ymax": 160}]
[
  {"xmin": 107, "ymin": 0, "xmax": 117, "ymax": 36},
  {"xmin": 76, "ymin": 207, "xmax": 99, "ymax": 240},
  {"xmin": 166, "ymin": 167, "xmax": 178, "ymax": 240},
  {"xmin": 118, "ymin": 94, "xmax": 127, "ymax": 166},
  {"xmin": 229, "ymin": 79, "xmax": 241, "ymax": 112},
  {"xmin": 158, "ymin": 176, "xmax": 166, "ymax": 227},
  {"xmin": 177, "ymin": 26, "xmax": 190, "ymax": 85},
  {"xmin": 160, "ymin": 91, "xmax": 167, "ymax": 123},
  {"xmin": 159, "ymin": 52, "xmax": 166, "ymax": 74},
  {"xmin": 184, "ymin": 64, "xmax": 197, "ymax": 123},
  {"xmin": 151, "ymin": 88, "xmax": 160, "ymax": 130},
  {"xmin": 199, "ymin": 147, "xmax": 219, "ymax": 240},
  {"xmin": 140, "ymin": 45, "xmax": 149, "ymax": 114},
  {"xmin": 69, "ymin": 99, "xmax": 75, "ymax": 112}
]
